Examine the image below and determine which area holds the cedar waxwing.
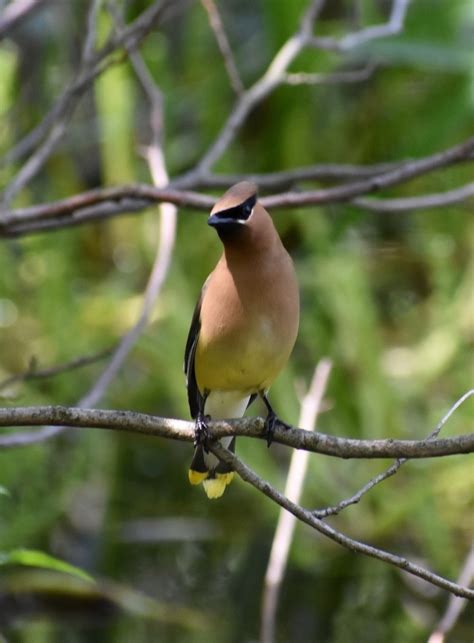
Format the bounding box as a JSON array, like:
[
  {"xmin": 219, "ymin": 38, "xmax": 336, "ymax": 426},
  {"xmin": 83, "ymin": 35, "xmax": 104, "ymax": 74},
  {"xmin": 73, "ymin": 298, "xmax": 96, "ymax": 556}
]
[{"xmin": 184, "ymin": 182, "xmax": 299, "ymax": 499}]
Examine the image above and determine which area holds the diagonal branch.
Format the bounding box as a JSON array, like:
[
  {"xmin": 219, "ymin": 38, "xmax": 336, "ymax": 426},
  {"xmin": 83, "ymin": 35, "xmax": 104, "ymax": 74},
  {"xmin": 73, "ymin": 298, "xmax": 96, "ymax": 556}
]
[
  {"xmin": 0, "ymin": 0, "xmax": 48, "ymax": 40},
  {"xmin": 0, "ymin": 0, "xmax": 102, "ymax": 204},
  {"xmin": 210, "ymin": 441, "xmax": 473, "ymax": 600},
  {"xmin": 0, "ymin": 0, "xmax": 186, "ymax": 189},
  {"xmin": 200, "ymin": 0, "xmax": 243, "ymax": 96},
  {"xmin": 428, "ymin": 544, "xmax": 474, "ymax": 642},
  {"xmin": 313, "ymin": 389, "xmax": 474, "ymax": 518},
  {"xmin": 181, "ymin": 0, "xmax": 326, "ymax": 179},
  {"xmin": 78, "ymin": 3, "xmax": 177, "ymax": 411},
  {"xmin": 0, "ymin": 10, "xmax": 177, "ymax": 447}
]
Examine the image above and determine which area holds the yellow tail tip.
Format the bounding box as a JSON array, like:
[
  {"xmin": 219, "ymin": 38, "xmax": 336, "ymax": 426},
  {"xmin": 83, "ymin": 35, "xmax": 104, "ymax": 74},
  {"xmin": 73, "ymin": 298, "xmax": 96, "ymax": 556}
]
[
  {"xmin": 202, "ymin": 472, "xmax": 234, "ymax": 499},
  {"xmin": 219, "ymin": 472, "xmax": 234, "ymax": 486},
  {"xmin": 188, "ymin": 469, "xmax": 209, "ymax": 485}
]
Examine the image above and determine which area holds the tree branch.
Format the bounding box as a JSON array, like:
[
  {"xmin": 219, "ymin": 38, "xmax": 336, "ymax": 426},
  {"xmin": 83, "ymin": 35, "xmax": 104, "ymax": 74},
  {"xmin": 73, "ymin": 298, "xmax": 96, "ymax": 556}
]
[
  {"xmin": 0, "ymin": 405, "xmax": 472, "ymax": 456},
  {"xmin": 308, "ymin": 0, "xmax": 411, "ymax": 52},
  {"xmin": 200, "ymin": 0, "xmax": 243, "ymax": 96},
  {"xmin": 1, "ymin": 135, "xmax": 473, "ymax": 237},
  {"xmin": 210, "ymin": 441, "xmax": 473, "ymax": 600},
  {"xmin": 0, "ymin": 0, "xmax": 186, "ymax": 176},
  {"xmin": 0, "ymin": 0, "xmax": 48, "ymax": 40},
  {"xmin": 352, "ymin": 181, "xmax": 474, "ymax": 212},
  {"xmin": 313, "ymin": 388, "xmax": 474, "ymax": 518},
  {"xmin": 181, "ymin": 0, "xmax": 326, "ymax": 179},
  {"xmin": 428, "ymin": 544, "xmax": 474, "ymax": 642},
  {"xmin": 0, "ymin": 347, "xmax": 114, "ymax": 393},
  {"xmin": 0, "ymin": 0, "xmax": 102, "ymax": 204},
  {"xmin": 283, "ymin": 62, "xmax": 376, "ymax": 86}
]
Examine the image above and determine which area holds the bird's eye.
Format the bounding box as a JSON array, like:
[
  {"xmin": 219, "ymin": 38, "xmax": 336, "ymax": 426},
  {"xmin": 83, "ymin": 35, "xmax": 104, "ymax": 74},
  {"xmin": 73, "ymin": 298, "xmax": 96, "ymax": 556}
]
[{"xmin": 242, "ymin": 203, "xmax": 252, "ymax": 217}]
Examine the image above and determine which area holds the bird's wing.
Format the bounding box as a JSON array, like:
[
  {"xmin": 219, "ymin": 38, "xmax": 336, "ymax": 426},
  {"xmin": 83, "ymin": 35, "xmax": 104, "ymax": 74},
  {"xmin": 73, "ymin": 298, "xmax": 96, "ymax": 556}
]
[{"xmin": 184, "ymin": 276, "xmax": 211, "ymax": 418}]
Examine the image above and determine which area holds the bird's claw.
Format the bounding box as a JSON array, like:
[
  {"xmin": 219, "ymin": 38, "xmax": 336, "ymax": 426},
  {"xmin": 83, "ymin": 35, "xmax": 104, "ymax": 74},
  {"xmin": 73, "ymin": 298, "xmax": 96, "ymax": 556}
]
[
  {"xmin": 194, "ymin": 413, "xmax": 211, "ymax": 451},
  {"xmin": 263, "ymin": 412, "xmax": 291, "ymax": 447}
]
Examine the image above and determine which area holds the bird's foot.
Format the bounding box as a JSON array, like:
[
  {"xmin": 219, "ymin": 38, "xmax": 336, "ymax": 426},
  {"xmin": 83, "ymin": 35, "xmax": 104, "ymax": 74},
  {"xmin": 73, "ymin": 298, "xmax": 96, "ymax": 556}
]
[
  {"xmin": 194, "ymin": 413, "xmax": 211, "ymax": 451},
  {"xmin": 263, "ymin": 411, "xmax": 291, "ymax": 447}
]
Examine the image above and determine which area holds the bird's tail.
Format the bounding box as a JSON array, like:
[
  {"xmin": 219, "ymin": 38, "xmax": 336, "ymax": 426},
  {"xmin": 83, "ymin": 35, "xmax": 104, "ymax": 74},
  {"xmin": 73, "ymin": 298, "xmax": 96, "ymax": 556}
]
[
  {"xmin": 188, "ymin": 437, "xmax": 236, "ymax": 499},
  {"xmin": 188, "ymin": 392, "xmax": 250, "ymax": 499}
]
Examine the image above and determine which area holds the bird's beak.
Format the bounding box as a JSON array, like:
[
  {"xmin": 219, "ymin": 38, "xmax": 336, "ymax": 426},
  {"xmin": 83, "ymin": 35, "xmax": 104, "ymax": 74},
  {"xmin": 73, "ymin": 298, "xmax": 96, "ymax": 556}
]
[{"xmin": 208, "ymin": 213, "xmax": 245, "ymax": 231}]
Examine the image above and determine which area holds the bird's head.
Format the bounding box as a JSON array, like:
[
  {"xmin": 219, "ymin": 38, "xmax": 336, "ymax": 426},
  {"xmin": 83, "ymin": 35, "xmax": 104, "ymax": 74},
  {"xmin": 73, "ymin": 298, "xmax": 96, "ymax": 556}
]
[{"xmin": 208, "ymin": 182, "xmax": 258, "ymax": 241}]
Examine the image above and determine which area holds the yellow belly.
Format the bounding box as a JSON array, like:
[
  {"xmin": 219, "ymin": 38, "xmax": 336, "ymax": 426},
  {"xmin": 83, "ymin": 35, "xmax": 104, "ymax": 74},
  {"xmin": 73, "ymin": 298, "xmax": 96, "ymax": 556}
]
[{"xmin": 195, "ymin": 317, "xmax": 292, "ymax": 393}]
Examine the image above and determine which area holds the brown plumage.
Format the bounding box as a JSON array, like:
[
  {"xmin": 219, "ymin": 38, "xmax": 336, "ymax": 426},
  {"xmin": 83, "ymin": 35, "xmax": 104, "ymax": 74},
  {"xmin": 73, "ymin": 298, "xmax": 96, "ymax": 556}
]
[{"xmin": 185, "ymin": 182, "xmax": 299, "ymax": 498}]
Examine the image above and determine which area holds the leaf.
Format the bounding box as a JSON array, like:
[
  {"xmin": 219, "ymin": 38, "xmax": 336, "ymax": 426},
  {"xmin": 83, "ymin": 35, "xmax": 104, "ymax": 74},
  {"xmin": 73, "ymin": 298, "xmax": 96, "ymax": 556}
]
[
  {"xmin": 0, "ymin": 485, "xmax": 9, "ymax": 496},
  {"xmin": 0, "ymin": 549, "xmax": 94, "ymax": 583}
]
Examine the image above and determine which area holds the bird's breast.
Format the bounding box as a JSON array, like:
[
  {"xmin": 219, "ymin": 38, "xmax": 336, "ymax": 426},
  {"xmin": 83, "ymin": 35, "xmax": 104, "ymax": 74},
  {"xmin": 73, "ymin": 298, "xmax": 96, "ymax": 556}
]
[{"xmin": 195, "ymin": 279, "xmax": 298, "ymax": 393}]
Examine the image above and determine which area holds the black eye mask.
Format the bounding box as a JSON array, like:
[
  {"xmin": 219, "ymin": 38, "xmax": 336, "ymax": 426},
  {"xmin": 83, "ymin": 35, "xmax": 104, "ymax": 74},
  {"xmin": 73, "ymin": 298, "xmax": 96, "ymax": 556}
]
[{"xmin": 213, "ymin": 194, "xmax": 256, "ymax": 222}]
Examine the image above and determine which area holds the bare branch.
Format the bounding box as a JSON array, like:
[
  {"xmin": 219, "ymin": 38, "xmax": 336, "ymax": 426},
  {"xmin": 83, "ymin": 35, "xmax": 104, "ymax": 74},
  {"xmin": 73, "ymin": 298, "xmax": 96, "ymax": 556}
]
[
  {"xmin": 340, "ymin": 0, "xmax": 411, "ymax": 50},
  {"xmin": 0, "ymin": 0, "xmax": 102, "ymax": 204},
  {"xmin": 353, "ymin": 181, "xmax": 474, "ymax": 212},
  {"xmin": 0, "ymin": 0, "xmax": 47, "ymax": 40},
  {"xmin": 182, "ymin": 161, "xmax": 407, "ymax": 189},
  {"xmin": 308, "ymin": 0, "xmax": 412, "ymax": 52},
  {"xmin": 428, "ymin": 544, "xmax": 474, "ymax": 643},
  {"xmin": 1, "ymin": 120, "xmax": 69, "ymax": 206},
  {"xmin": 0, "ymin": 404, "xmax": 472, "ymax": 457},
  {"xmin": 0, "ymin": 7, "xmax": 177, "ymax": 448},
  {"xmin": 314, "ymin": 389, "xmax": 474, "ymax": 518},
  {"xmin": 261, "ymin": 135, "xmax": 474, "ymax": 209},
  {"xmin": 0, "ymin": 185, "xmax": 213, "ymax": 229},
  {"xmin": 0, "ymin": 0, "xmax": 185, "ymax": 175},
  {"xmin": 283, "ymin": 62, "xmax": 376, "ymax": 85},
  {"xmin": 0, "ymin": 347, "xmax": 114, "ymax": 393},
  {"xmin": 261, "ymin": 359, "xmax": 332, "ymax": 643},
  {"xmin": 178, "ymin": 0, "xmax": 410, "ymax": 181},
  {"xmin": 184, "ymin": 0, "xmax": 326, "ymax": 179},
  {"xmin": 299, "ymin": 0, "xmax": 326, "ymax": 37},
  {"xmin": 313, "ymin": 459, "xmax": 404, "ymax": 519},
  {"xmin": 2, "ymin": 134, "xmax": 473, "ymax": 236},
  {"xmin": 210, "ymin": 440, "xmax": 473, "ymax": 600},
  {"xmin": 72, "ymin": 5, "xmax": 177, "ymax": 413},
  {"xmin": 200, "ymin": 0, "xmax": 244, "ymax": 96}
]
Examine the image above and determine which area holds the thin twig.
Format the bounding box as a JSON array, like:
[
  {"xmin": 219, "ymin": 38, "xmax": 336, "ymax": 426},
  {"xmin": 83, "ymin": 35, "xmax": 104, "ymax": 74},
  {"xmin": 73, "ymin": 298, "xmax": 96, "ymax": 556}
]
[
  {"xmin": 308, "ymin": 0, "xmax": 411, "ymax": 52},
  {"xmin": 283, "ymin": 62, "xmax": 376, "ymax": 85},
  {"xmin": 200, "ymin": 0, "xmax": 244, "ymax": 96},
  {"xmin": 0, "ymin": 0, "xmax": 47, "ymax": 40},
  {"xmin": 0, "ymin": 9, "xmax": 177, "ymax": 446},
  {"xmin": 0, "ymin": 0, "xmax": 102, "ymax": 205},
  {"xmin": 0, "ymin": 347, "xmax": 114, "ymax": 393},
  {"xmin": 428, "ymin": 544, "xmax": 474, "ymax": 643},
  {"xmin": 180, "ymin": 161, "xmax": 408, "ymax": 189},
  {"xmin": 0, "ymin": 404, "xmax": 472, "ymax": 457},
  {"xmin": 261, "ymin": 359, "xmax": 332, "ymax": 643},
  {"xmin": 313, "ymin": 459, "xmax": 404, "ymax": 518},
  {"xmin": 0, "ymin": 0, "xmax": 184, "ymax": 173},
  {"xmin": 184, "ymin": 0, "xmax": 326, "ymax": 179},
  {"xmin": 313, "ymin": 389, "xmax": 474, "ymax": 518},
  {"xmin": 353, "ymin": 181, "xmax": 474, "ymax": 212},
  {"xmin": 77, "ymin": 0, "xmax": 177, "ymax": 408}
]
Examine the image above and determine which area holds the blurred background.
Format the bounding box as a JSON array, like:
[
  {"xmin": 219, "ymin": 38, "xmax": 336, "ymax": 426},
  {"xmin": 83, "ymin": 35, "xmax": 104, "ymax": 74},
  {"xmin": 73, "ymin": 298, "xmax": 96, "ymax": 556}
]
[{"xmin": 0, "ymin": 0, "xmax": 473, "ymax": 641}]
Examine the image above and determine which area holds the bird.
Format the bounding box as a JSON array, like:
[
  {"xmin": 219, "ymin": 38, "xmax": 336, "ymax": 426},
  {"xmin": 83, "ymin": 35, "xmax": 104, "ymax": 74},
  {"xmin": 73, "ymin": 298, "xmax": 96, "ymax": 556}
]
[{"xmin": 184, "ymin": 181, "xmax": 299, "ymax": 499}]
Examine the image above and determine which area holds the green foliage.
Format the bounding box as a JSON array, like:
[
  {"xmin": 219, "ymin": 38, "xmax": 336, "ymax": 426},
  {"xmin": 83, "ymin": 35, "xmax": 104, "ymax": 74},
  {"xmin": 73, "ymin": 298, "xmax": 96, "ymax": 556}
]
[
  {"xmin": 0, "ymin": 1, "xmax": 473, "ymax": 641},
  {"xmin": 0, "ymin": 548, "xmax": 94, "ymax": 583}
]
